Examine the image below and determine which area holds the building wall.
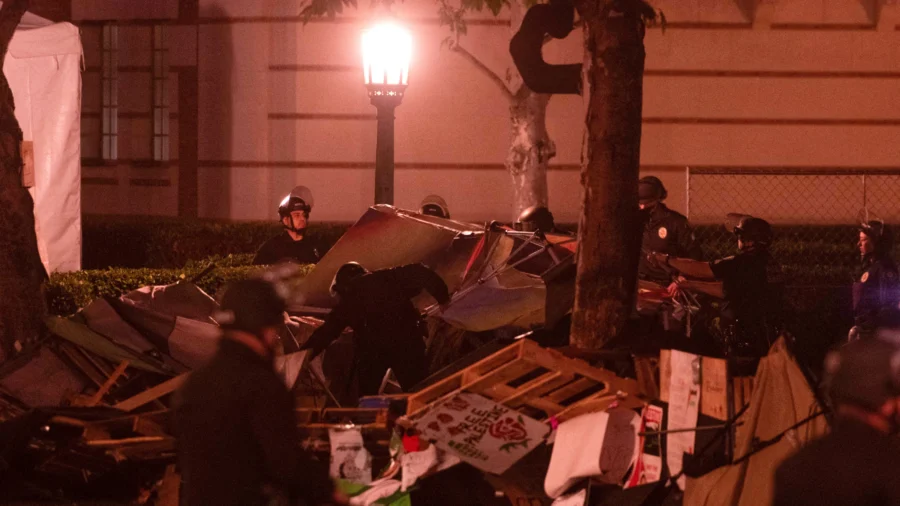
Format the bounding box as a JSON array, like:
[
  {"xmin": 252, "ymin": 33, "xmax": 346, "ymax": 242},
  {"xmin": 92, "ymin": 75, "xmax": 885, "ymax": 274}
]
[{"xmin": 73, "ymin": 0, "xmax": 900, "ymax": 224}]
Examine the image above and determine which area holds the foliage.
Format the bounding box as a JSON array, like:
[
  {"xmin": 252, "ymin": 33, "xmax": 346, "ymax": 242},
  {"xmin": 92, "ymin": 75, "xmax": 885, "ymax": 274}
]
[
  {"xmin": 82, "ymin": 214, "xmax": 350, "ymax": 270},
  {"xmin": 45, "ymin": 260, "xmax": 317, "ymax": 316}
]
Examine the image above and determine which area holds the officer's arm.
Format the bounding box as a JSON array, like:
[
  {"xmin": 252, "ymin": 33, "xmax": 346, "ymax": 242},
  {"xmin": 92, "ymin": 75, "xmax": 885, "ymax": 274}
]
[
  {"xmin": 667, "ymin": 257, "xmax": 716, "ymax": 280},
  {"xmin": 252, "ymin": 240, "xmax": 274, "ymax": 266},
  {"xmin": 248, "ymin": 381, "xmax": 335, "ymax": 505},
  {"xmin": 300, "ymin": 304, "xmax": 350, "ymax": 359},
  {"xmin": 400, "ymin": 264, "xmax": 451, "ymax": 304}
]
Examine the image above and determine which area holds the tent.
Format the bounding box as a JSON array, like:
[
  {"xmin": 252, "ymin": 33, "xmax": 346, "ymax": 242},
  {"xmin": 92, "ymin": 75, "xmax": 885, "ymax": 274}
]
[{"xmin": 5, "ymin": 8, "xmax": 82, "ymax": 273}]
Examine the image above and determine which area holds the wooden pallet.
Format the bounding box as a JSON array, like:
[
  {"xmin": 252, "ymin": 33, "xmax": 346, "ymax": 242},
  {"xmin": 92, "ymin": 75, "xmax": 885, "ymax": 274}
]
[{"xmin": 406, "ymin": 339, "xmax": 645, "ymax": 423}]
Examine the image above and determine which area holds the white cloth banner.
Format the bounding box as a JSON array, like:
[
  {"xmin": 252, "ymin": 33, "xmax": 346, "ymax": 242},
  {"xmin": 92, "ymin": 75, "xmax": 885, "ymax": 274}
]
[{"xmin": 7, "ymin": 21, "xmax": 83, "ymax": 273}]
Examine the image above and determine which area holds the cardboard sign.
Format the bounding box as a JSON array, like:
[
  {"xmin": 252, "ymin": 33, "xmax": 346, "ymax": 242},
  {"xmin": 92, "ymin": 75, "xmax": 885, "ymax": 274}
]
[
  {"xmin": 329, "ymin": 428, "xmax": 372, "ymax": 485},
  {"xmin": 414, "ymin": 392, "xmax": 549, "ymax": 474},
  {"xmin": 624, "ymin": 404, "xmax": 664, "ymax": 489},
  {"xmin": 666, "ymin": 350, "xmax": 701, "ymax": 491}
]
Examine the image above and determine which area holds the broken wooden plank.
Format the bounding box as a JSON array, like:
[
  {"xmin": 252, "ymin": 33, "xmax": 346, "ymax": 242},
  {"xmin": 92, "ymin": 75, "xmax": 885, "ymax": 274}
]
[
  {"xmin": 113, "ymin": 374, "xmax": 188, "ymax": 412},
  {"xmin": 83, "ymin": 360, "xmax": 131, "ymax": 407}
]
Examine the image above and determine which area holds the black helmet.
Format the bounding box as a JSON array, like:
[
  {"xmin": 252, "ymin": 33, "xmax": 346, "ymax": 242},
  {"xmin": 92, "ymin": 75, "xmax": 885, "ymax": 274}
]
[
  {"xmin": 419, "ymin": 195, "xmax": 450, "ymax": 219},
  {"xmin": 278, "ymin": 186, "xmax": 314, "ymax": 219},
  {"xmin": 825, "ymin": 336, "xmax": 900, "ymax": 411},
  {"xmin": 517, "ymin": 206, "xmax": 555, "ymax": 233},
  {"xmin": 639, "ymin": 176, "xmax": 667, "ymax": 202},
  {"xmin": 860, "ymin": 220, "xmax": 893, "ymax": 256},
  {"xmin": 215, "ymin": 278, "xmax": 286, "ymax": 335},
  {"xmin": 330, "ymin": 262, "xmax": 370, "ymax": 297},
  {"xmin": 733, "ymin": 216, "xmax": 773, "ymax": 246}
]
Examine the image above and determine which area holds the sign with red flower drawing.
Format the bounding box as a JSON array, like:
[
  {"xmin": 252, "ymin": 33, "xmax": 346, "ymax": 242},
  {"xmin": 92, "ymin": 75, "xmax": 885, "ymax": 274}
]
[{"xmin": 414, "ymin": 392, "xmax": 550, "ymax": 474}]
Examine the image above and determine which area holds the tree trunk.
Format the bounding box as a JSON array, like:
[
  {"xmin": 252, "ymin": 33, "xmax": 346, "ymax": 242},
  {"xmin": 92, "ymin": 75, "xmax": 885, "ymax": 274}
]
[
  {"xmin": 0, "ymin": 0, "xmax": 46, "ymax": 361},
  {"xmin": 570, "ymin": 1, "xmax": 647, "ymax": 349},
  {"xmin": 506, "ymin": 88, "xmax": 555, "ymax": 221}
]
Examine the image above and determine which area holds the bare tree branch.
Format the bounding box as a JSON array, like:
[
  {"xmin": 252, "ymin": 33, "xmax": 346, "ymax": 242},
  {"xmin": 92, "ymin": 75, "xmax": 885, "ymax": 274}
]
[{"xmin": 449, "ymin": 41, "xmax": 515, "ymax": 101}]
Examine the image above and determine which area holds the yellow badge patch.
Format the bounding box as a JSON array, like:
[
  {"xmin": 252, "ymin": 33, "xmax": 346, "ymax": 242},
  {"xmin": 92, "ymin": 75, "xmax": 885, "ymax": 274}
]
[
  {"xmin": 658, "ymin": 227, "xmax": 668, "ymax": 239},
  {"xmin": 861, "ymin": 272, "xmax": 870, "ymax": 283}
]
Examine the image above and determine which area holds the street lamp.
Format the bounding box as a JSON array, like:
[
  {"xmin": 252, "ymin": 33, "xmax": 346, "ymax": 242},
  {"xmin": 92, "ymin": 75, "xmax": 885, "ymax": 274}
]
[{"xmin": 362, "ymin": 21, "xmax": 411, "ymax": 206}]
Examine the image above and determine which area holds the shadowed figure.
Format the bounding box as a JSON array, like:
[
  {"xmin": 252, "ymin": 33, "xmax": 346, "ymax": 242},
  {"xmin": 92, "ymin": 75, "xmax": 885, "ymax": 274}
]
[{"xmin": 0, "ymin": 0, "xmax": 47, "ymax": 361}]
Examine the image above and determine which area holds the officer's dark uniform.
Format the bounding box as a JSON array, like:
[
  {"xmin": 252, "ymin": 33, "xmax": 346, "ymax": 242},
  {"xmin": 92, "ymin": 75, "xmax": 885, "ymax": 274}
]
[
  {"xmin": 253, "ymin": 232, "xmax": 320, "ymax": 265},
  {"xmin": 639, "ymin": 203, "xmax": 701, "ymax": 283},
  {"xmin": 774, "ymin": 338, "xmax": 900, "ymax": 506},
  {"xmin": 853, "ymin": 253, "xmax": 900, "ymax": 336},
  {"xmin": 302, "ymin": 264, "xmax": 450, "ymax": 396},
  {"xmin": 774, "ymin": 418, "xmax": 900, "ymax": 506},
  {"xmin": 174, "ymin": 339, "xmax": 333, "ymax": 506}
]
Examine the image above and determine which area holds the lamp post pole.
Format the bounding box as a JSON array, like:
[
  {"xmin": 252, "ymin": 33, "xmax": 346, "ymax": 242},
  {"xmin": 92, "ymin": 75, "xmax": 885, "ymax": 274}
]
[
  {"xmin": 370, "ymin": 92, "xmax": 402, "ymax": 205},
  {"xmin": 362, "ymin": 22, "xmax": 411, "ymax": 206}
]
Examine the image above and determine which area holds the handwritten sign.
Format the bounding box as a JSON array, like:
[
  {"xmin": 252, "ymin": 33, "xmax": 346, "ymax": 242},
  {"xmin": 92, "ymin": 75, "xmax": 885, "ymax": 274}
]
[
  {"xmin": 625, "ymin": 404, "xmax": 664, "ymax": 489},
  {"xmin": 666, "ymin": 350, "xmax": 701, "ymax": 490},
  {"xmin": 414, "ymin": 392, "xmax": 549, "ymax": 474}
]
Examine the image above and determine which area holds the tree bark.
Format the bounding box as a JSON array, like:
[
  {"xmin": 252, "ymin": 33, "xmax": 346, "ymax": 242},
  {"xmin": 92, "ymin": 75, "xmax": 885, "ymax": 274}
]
[
  {"xmin": 506, "ymin": 88, "xmax": 554, "ymax": 220},
  {"xmin": 0, "ymin": 0, "xmax": 47, "ymax": 361},
  {"xmin": 570, "ymin": 0, "xmax": 647, "ymax": 349}
]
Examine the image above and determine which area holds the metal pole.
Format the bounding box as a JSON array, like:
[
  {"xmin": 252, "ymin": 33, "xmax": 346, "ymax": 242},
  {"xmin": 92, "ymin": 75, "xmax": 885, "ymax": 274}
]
[{"xmin": 373, "ymin": 97, "xmax": 399, "ymax": 205}]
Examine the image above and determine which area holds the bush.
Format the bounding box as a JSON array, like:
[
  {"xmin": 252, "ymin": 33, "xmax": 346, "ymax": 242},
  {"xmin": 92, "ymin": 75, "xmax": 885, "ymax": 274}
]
[
  {"xmin": 82, "ymin": 215, "xmax": 351, "ymax": 269},
  {"xmin": 45, "ymin": 258, "xmax": 315, "ymax": 316}
]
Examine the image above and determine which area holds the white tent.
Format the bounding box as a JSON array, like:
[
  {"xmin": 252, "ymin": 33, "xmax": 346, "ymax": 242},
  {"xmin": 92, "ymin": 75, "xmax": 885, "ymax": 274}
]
[{"xmin": 4, "ymin": 8, "xmax": 82, "ymax": 273}]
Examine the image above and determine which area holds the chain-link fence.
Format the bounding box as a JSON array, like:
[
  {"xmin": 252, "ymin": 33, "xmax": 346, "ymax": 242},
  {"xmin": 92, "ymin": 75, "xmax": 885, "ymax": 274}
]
[{"xmin": 687, "ymin": 168, "xmax": 900, "ymax": 286}]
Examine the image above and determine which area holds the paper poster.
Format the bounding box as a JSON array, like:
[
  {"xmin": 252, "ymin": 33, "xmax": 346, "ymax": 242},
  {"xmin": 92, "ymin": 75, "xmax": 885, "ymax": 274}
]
[
  {"xmin": 552, "ymin": 488, "xmax": 587, "ymax": 506},
  {"xmin": 414, "ymin": 392, "xmax": 549, "ymax": 474},
  {"xmin": 666, "ymin": 350, "xmax": 701, "ymax": 490},
  {"xmin": 329, "ymin": 428, "xmax": 372, "ymax": 485},
  {"xmin": 625, "ymin": 404, "xmax": 664, "ymax": 489}
]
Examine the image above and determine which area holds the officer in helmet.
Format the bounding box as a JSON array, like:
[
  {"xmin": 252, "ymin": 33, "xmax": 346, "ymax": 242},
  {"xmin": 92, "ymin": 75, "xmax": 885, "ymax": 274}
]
[
  {"xmin": 774, "ymin": 336, "xmax": 900, "ymax": 506},
  {"xmin": 849, "ymin": 219, "xmax": 900, "ymax": 341},
  {"xmin": 300, "ymin": 262, "xmax": 451, "ymax": 397},
  {"xmin": 419, "ymin": 194, "xmax": 451, "ymax": 219},
  {"xmin": 648, "ymin": 215, "xmax": 785, "ymax": 357},
  {"xmin": 174, "ymin": 277, "xmax": 342, "ymax": 506},
  {"xmin": 638, "ymin": 176, "xmax": 702, "ymax": 285},
  {"xmin": 253, "ymin": 186, "xmax": 321, "ymax": 265}
]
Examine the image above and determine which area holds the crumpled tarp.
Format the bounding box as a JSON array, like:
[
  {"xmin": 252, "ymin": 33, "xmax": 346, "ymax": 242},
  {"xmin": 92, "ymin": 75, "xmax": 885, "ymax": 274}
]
[{"xmin": 683, "ymin": 338, "xmax": 829, "ymax": 506}]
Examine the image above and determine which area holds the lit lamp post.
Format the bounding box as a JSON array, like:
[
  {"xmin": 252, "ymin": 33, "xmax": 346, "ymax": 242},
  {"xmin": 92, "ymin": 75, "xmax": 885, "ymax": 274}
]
[{"xmin": 362, "ymin": 22, "xmax": 411, "ymax": 206}]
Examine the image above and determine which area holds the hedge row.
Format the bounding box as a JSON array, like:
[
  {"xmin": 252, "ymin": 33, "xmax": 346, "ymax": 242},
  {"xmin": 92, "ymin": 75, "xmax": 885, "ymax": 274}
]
[
  {"xmin": 82, "ymin": 214, "xmax": 351, "ymax": 269},
  {"xmin": 46, "ymin": 255, "xmax": 314, "ymax": 316}
]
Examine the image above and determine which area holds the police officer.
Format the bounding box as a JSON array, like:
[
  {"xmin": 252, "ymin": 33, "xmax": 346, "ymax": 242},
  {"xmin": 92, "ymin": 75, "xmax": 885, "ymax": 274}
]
[
  {"xmin": 773, "ymin": 335, "xmax": 900, "ymax": 506},
  {"xmin": 638, "ymin": 176, "xmax": 701, "ymax": 285},
  {"xmin": 849, "ymin": 220, "xmax": 900, "ymax": 341},
  {"xmin": 648, "ymin": 215, "xmax": 784, "ymax": 357},
  {"xmin": 253, "ymin": 186, "xmax": 321, "ymax": 265},
  {"xmin": 300, "ymin": 262, "xmax": 451, "ymax": 397},
  {"xmin": 174, "ymin": 278, "xmax": 343, "ymax": 506},
  {"xmin": 419, "ymin": 194, "xmax": 451, "ymax": 219}
]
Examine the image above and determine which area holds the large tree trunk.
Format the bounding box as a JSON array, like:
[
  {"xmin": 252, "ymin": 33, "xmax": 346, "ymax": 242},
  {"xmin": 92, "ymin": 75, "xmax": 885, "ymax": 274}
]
[
  {"xmin": 506, "ymin": 88, "xmax": 554, "ymax": 220},
  {"xmin": 570, "ymin": 1, "xmax": 647, "ymax": 349},
  {"xmin": 0, "ymin": 0, "xmax": 46, "ymax": 361}
]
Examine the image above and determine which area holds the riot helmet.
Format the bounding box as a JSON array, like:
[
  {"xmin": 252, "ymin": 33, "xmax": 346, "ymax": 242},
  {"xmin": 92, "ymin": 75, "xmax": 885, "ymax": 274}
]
[
  {"xmin": 419, "ymin": 195, "xmax": 450, "ymax": 219},
  {"xmin": 733, "ymin": 216, "xmax": 773, "ymax": 249},
  {"xmin": 859, "ymin": 219, "xmax": 893, "ymax": 258},
  {"xmin": 330, "ymin": 262, "xmax": 370, "ymax": 298},
  {"xmin": 215, "ymin": 278, "xmax": 286, "ymax": 337},
  {"xmin": 639, "ymin": 176, "xmax": 667, "ymax": 208},
  {"xmin": 517, "ymin": 206, "xmax": 555, "ymax": 233},
  {"xmin": 278, "ymin": 186, "xmax": 314, "ymax": 234}
]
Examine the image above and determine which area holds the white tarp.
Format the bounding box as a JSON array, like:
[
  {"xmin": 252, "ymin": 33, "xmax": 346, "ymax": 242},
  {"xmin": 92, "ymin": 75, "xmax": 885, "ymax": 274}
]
[{"xmin": 5, "ymin": 15, "xmax": 82, "ymax": 273}]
